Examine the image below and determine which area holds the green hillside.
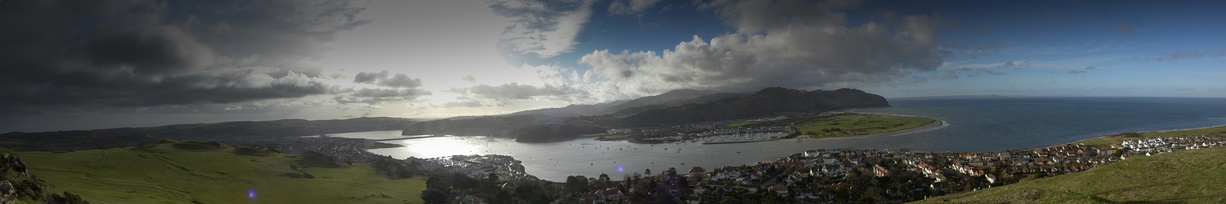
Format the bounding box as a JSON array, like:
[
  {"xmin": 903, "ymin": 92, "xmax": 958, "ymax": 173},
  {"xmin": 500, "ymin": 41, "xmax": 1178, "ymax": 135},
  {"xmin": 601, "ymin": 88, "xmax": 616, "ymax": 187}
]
[
  {"xmin": 18, "ymin": 140, "xmax": 425, "ymax": 204},
  {"xmin": 914, "ymin": 147, "xmax": 1226, "ymax": 203},
  {"xmin": 793, "ymin": 113, "xmax": 936, "ymax": 137}
]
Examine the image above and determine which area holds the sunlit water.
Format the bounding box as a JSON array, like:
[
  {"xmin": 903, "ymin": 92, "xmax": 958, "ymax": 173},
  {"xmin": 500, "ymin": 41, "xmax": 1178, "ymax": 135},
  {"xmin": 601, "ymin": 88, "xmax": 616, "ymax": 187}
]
[{"xmin": 328, "ymin": 97, "xmax": 1226, "ymax": 181}]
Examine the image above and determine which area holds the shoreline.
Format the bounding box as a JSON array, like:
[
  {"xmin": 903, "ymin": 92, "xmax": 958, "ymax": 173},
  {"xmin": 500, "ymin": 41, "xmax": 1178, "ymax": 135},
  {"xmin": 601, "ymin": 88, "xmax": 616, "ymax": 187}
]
[
  {"xmin": 1039, "ymin": 124, "xmax": 1226, "ymax": 150},
  {"xmin": 781, "ymin": 115, "xmax": 948, "ymax": 142}
]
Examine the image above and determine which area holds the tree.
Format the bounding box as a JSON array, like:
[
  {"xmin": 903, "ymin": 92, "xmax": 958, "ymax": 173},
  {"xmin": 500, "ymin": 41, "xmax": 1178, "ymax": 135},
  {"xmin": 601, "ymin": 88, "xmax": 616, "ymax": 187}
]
[
  {"xmin": 451, "ymin": 173, "xmax": 477, "ymax": 191},
  {"xmin": 487, "ymin": 172, "xmax": 500, "ymax": 182},
  {"xmin": 516, "ymin": 183, "xmax": 551, "ymax": 204},
  {"xmin": 720, "ymin": 195, "xmax": 740, "ymax": 204},
  {"xmin": 645, "ymin": 168, "xmax": 652, "ymax": 175},
  {"xmin": 421, "ymin": 188, "xmax": 450, "ymax": 204},
  {"xmin": 493, "ymin": 190, "xmax": 513, "ymax": 204},
  {"xmin": 565, "ymin": 176, "xmax": 591, "ymax": 194},
  {"xmin": 598, "ymin": 173, "xmax": 612, "ymax": 188}
]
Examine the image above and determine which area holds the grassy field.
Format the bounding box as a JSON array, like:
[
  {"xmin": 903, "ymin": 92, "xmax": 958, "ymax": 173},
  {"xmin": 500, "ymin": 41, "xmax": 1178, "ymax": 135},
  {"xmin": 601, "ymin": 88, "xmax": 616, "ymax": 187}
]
[
  {"xmin": 19, "ymin": 140, "xmax": 425, "ymax": 204},
  {"xmin": 793, "ymin": 114, "xmax": 936, "ymax": 138},
  {"xmin": 914, "ymin": 147, "xmax": 1226, "ymax": 204},
  {"xmin": 1076, "ymin": 125, "xmax": 1226, "ymax": 147}
]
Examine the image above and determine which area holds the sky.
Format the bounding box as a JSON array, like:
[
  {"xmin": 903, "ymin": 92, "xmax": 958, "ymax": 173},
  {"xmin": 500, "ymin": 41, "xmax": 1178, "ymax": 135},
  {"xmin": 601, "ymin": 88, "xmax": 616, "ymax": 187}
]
[{"xmin": 1, "ymin": 0, "xmax": 1225, "ymax": 132}]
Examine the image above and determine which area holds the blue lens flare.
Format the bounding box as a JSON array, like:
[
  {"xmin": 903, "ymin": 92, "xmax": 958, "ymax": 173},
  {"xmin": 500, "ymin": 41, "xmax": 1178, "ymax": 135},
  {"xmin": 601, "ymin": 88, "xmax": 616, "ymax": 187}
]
[{"xmin": 247, "ymin": 188, "xmax": 257, "ymax": 200}]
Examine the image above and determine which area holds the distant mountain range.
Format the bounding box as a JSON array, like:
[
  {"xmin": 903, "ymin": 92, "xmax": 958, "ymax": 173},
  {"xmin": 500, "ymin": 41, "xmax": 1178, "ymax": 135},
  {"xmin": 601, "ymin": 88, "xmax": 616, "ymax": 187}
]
[
  {"xmin": 618, "ymin": 88, "xmax": 889, "ymax": 127},
  {"xmin": 890, "ymin": 95, "xmax": 1017, "ymax": 100},
  {"xmin": 404, "ymin": 87, "xmax": 890, "ymax": 141},
  {"xmin": 0, "ymin": 117, "xmax": 415, "ymax": 151},
  {"xmin": 2, "ymin": 87, "xmax": 890, "ymax": 148},
  {"xmin": 508, "ymin": 89, "xmax": 739, "ymax": 117}
]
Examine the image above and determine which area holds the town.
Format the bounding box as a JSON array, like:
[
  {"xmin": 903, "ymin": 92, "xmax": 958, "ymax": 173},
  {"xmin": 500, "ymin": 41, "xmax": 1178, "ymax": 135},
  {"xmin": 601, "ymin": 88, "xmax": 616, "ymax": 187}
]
[
  {"xmin": 400, "ymin": 134, "xmax": 1225, "ymax": 203},
  {"xmin": 248, "ymin": 126, "xmax": 1226, "ymax": 203}
]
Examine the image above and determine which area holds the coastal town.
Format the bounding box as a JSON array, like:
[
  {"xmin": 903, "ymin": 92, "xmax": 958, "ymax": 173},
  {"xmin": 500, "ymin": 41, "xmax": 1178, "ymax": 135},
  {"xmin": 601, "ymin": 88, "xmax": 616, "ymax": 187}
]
[
  {"xmin": 389, "ymin": 133, "xmax": 1226, "ymax": 203},
  {"xmin": 234, "ymin": 112, "xmax": 1226, "ymax": 203}
]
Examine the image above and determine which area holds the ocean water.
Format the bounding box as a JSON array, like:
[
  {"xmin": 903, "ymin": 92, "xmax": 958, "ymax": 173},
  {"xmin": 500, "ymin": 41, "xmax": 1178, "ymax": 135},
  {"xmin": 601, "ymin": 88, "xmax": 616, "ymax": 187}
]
[
  {"xmin": 855, "ymin": 97, "xmax": 1226, "ymax": 152},
  {"xmin": 334, "ymin": 97, "xmax": 1226, "ymax": 181}
]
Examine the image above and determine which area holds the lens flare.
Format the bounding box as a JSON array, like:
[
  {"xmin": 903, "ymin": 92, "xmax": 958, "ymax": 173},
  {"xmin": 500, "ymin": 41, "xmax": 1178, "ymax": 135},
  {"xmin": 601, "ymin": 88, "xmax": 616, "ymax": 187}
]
[
  {"xmin": 247, "ymin": 188, "xmax": 257, "ymax": 200},
  {"xmin": 617, "ymin": 164, "xmax": 624, "ymax": 173}
]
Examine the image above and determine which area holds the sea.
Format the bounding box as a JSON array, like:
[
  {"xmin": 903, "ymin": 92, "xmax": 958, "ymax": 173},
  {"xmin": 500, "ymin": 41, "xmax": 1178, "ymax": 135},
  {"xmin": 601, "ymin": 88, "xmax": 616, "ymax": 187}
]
[{"xmin": 326, "ymin": 97, "xmax": 1226, "ymax": 181}]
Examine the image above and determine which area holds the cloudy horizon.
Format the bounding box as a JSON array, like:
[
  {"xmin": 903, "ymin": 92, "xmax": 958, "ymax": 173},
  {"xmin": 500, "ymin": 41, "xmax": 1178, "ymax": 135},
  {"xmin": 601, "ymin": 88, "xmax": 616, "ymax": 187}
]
[{"xmin": 2, "ymin": 0, "xmax": 1224, "ymax": 132}]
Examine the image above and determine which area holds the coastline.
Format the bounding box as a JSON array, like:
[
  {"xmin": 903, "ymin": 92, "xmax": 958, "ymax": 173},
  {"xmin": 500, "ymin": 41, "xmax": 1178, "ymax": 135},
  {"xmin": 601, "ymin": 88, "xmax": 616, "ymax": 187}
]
[
  {"xmin": 1049, "ymin": 124, "xmax": 1226, "ymax": 149},
  {"xmin": 781, "ymin": 115, "xmax": 948, "ymax": 142}
]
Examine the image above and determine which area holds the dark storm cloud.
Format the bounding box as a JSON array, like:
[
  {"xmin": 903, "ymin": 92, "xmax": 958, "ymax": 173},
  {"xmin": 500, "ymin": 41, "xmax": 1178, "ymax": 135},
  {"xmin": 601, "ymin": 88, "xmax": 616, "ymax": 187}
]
[
  {"xmin": 340, "ymin": 71, "xmax": 430, "ymax": 104},
  {"xmin": 380, "ymin": 74, "xmax": 424, "ymax": 88},
  {"xmin": 580, "ymin": 0, "xmax": 946, "ymax": 93},
  {"xmin": 333, "ymin": 88, "xmax": 430, "ymax": 104},
  {"xmin": 354, "ymin": 71, "xmax": 389, "ymax": 84},
  {"xmin": 353, "ymin": 71, "xmax": 423, "ymax": 88},
  {"xmin": 0, "ymin": 0, "xmax": 370, "ymax": 114}
]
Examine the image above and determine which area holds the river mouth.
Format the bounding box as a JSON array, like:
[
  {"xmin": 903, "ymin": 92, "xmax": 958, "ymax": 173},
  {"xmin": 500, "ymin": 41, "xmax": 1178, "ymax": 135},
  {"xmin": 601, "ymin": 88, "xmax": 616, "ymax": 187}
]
[{"xmin": 331, "ymin": 97, "xmax": 1226, "ymax": 181}]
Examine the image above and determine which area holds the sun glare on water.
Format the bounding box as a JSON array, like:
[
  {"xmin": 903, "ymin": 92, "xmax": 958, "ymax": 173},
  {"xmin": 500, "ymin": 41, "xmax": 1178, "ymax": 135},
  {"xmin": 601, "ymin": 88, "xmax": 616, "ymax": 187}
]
[{"xmin": 404, "ymin": 138, "xmax": 483, "ymax": 158}]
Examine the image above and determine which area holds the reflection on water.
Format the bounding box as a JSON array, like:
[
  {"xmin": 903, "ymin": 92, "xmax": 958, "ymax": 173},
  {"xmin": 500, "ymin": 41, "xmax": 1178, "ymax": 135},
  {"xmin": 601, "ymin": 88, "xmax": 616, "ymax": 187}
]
[
  {"xmin": 397, "ymin": 138, "xmax": 484, "ymax": 158},
  {"xmin": 326, "ymin": 97, "xmax": 1226, "ymax": 181}
]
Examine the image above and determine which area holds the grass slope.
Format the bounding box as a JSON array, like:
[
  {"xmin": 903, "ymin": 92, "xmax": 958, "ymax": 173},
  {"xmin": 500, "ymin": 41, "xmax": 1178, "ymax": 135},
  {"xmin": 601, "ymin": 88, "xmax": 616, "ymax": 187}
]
[
  {"xmin": 914, "ymin": 147, "xmax": 1226, "ymax": 203},
  {"xmin": 794, "ymin": 114, "xmax": 936, "ymax": 137},
  {"xmin": 20, "ymin": 141, "xmax": 424, "ymax": 204}
]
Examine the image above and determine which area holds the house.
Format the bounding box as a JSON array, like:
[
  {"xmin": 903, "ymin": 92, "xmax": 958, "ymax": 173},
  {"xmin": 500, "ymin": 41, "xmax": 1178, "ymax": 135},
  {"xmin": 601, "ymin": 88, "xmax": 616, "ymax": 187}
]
[
  {"xmin": 872, "ymin": 164, "xmax": 890, "ymax": 177},
  {"xmin": 577, "ymin": 193, "xmax": 598, "ymax": 204},
  {"xmin": 595, "ymin": 188, "xmax": 623, "ymax": 203},
  {"xmin": 455, "ymin": 195, "xmax": 486, "ymax": 204},
  {"xmin": 688, "ymin": 166, "xmax": 706, "ymax": 180},
  {"xmin": 768, "ymin": 183, "xmax": 788, "ymax": 196}
]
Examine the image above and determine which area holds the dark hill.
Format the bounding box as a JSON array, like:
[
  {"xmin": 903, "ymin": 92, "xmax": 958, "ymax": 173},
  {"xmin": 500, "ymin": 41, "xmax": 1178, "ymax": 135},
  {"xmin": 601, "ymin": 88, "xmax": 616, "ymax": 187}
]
[
  {"xmin": 510, "ymin": 101, "xmax": 626, "ymax": 117},
  {"xmin": 401, "ymin": 114, "xmax": 549, "ymax": 137},
  {"xmin": 0, "ymin": 117, "xmax": 415, "ymax": 150},
  {"xmin": 602, "ymin": 89, "xmax": 720, "ymax": 113},
  {"xmin": 618, "ymin": 88, "xmax": 889, "ymax": 127},
  {"xmin": 400, "ymin": 87, "xmax": 890, "ymax": 140},
  {"xmin": 508, "ymin": 89, "xmax": 739, "ymax": 117}
]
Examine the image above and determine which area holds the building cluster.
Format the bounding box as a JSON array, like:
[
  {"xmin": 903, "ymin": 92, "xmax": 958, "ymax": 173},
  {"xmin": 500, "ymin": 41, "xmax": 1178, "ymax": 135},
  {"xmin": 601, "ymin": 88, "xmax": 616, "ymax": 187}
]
[
  {"xmin": 258, "ymin": 137, "xmax": 389, "ymax": 163},
  {"xmin": 565, "ymin": 135, "xmax": 1226, "ymax": 203},
  {"xmin": 1119, "ymin": 136, "xmax": 1222, "ymax": 157},
  {"xmin": 690, "ymin": 126, "xmax": 794, "ymax": 144},
  {"xmin": 413, "ymin": 154, "xmax": 537, "ymax": 183},
  {"xmin": 605, "ymin": 116, "xmax": 799, "ymax": 143}
]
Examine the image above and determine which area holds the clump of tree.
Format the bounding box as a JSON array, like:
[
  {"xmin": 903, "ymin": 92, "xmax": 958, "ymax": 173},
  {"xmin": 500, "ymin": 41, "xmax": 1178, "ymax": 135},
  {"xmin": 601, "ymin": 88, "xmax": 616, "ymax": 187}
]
[
  {"xmin": 295, "ymin": 151, "xmax": 346, "ymax": 168},
  {"xmin": 1112, "ymin": 132, "xmax": 1143, "ymax": 138},
  {"xmin": 512, "ymin": 124, "xmax": 606, "ymax": 142},
  {"xmin": 422, "ymin": 172, "xmax": 558, "ymax": 204},
  {"xmin": 371, "ymin": 157, "xmax": 419, "ymax": 179}
]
